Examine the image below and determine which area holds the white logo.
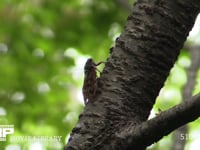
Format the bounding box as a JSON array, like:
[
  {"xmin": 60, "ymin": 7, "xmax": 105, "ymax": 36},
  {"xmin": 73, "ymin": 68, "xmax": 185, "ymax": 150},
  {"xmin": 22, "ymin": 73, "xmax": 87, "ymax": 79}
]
[{"xmin": 0, "ymin": 125, "xmax": 14, "ymax": 141}]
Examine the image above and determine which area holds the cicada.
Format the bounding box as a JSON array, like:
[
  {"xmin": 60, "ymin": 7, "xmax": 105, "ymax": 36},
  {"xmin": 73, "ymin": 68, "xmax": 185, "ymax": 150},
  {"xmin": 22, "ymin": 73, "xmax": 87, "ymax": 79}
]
[{"xmin": 82, "ymin": 58, "xmax": 103, "ymax": 105}]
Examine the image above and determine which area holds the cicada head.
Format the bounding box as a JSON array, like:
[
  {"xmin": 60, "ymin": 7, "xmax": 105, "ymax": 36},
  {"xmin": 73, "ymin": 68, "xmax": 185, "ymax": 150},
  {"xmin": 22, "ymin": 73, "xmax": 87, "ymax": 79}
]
[{"xmin": 84, "ymin": 58, "xmax": 96, "ymax": 74}]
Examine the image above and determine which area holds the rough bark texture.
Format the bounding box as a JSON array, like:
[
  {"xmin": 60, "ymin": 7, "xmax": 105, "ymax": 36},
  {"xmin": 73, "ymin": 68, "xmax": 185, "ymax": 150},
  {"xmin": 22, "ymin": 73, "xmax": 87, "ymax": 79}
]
[
  {"xmin": 124, "ymin": 93, "xmax": 200, "ymax": 149},
  {"xmin": 65, "ymin": 0, "xmax": 200, "ymax": 150}
]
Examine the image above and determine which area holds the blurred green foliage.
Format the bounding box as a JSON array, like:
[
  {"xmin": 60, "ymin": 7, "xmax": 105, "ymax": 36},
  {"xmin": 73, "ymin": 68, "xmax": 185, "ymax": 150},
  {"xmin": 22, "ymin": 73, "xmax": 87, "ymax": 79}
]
[
  {"xmin": 0, "ymin": 0, "xmax": 199, "ymax": 150},
  {"xmin": 0, "ymin": 0, "xmax": 129, "ymax": 149}
]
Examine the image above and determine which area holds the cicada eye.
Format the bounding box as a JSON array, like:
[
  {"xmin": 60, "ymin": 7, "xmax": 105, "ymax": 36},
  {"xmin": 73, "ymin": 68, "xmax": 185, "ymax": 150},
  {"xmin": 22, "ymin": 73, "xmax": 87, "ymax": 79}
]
[{"xmin": 84, "ymin": 69, "xmax": 89, "ymax": 74}]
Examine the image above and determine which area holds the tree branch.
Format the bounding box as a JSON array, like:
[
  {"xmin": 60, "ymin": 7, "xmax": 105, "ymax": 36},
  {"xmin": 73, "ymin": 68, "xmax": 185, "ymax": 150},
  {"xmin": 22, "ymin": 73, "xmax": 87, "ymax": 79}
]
[
  {"xmin": 65, "ymin": 0, "xmax": 200, "ymax": 149},
  {"xmin": 118, "ymin": 93, "xmax": 200, "ymax": 149}
]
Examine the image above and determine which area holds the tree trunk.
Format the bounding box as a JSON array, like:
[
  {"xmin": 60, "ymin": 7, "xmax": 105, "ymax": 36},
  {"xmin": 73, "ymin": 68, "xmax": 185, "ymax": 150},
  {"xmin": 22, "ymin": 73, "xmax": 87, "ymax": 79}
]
[{"xmin": 65, "ymin": 0, "xmax": 200, "ymax": 150}]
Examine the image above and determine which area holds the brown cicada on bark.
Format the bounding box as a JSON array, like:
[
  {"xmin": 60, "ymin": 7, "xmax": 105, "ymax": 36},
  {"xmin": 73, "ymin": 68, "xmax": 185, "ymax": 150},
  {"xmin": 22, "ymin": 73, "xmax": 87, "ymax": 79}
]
[{"xmin": 82, "ymin": 58, "xmax": 103, "ymax": 105}]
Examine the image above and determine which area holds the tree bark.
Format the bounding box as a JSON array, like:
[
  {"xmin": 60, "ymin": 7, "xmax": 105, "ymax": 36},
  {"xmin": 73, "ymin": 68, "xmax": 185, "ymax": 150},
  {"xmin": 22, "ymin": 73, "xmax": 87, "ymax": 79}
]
[{"xmin": 65, "ymin": 0, "xmax": 200, "ymax": 150}]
